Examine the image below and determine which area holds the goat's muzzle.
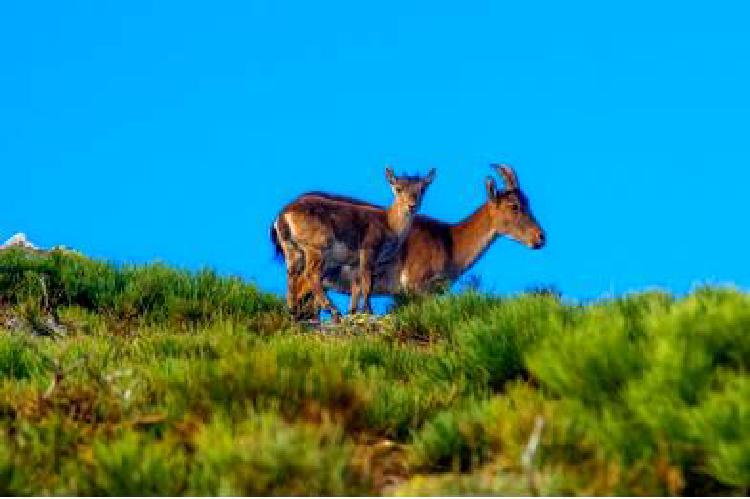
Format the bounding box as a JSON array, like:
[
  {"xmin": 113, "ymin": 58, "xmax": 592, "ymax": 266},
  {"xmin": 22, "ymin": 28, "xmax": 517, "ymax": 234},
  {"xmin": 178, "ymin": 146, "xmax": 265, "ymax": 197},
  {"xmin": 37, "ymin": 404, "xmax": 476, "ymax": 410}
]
[{"xmin": 531, "ymin": 231, "xmax": 546, "ymax": 250}]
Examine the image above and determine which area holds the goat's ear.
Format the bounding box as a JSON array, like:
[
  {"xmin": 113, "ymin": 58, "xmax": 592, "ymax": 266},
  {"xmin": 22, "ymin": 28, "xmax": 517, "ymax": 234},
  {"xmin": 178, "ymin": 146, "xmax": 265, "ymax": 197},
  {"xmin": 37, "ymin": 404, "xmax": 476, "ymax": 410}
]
[
  {"xmin": 385, "ymin": 167, "xmax": 396, "ymax": 184},
  {"xmin": 485, "ymin": 176, "xmax": 498, "ymax": 200},
  {"xmin": 423, "ymin": 168, "xmax": 436, "ymax": 186},
  {"xmin": 493, "ymin": 164, "xmax": 519, "ymax": 190}
]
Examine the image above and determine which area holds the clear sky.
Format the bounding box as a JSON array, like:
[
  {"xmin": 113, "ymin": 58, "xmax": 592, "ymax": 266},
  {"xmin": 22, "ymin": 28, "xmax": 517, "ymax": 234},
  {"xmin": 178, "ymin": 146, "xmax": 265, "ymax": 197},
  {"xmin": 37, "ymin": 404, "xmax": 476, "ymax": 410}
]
[{"xmin": 2, "ymin": 1, "xmax": 748, "ymax": 307}]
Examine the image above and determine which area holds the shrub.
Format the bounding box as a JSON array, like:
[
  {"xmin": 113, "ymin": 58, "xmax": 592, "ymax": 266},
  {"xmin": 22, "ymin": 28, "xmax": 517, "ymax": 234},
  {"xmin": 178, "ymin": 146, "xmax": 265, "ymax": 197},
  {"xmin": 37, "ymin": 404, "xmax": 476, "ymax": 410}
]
[
  {"xmin": 695, "ymin": 374, "xmax": 750, "ymax": 488},
  {"xmin": 0, "ymin": 248, "xmax": 283, "ymax": 325},
  {"xmin": 392, "ymin": 291, "xmax": 501, "ymax": 342},
  {"xmin": 188, "ymin": 413, "xmax": 364, "ymax": 495},
  {"xmin": 86, "ymin": 432, "xmax": 189, "ymax": 495},
  {"xmin": 453, "ymin": 294, "xmax": 565, "ymax": 389},
  {"xmin": 0, "ymin": 334, "xmax": 45, "ymax": 380}
]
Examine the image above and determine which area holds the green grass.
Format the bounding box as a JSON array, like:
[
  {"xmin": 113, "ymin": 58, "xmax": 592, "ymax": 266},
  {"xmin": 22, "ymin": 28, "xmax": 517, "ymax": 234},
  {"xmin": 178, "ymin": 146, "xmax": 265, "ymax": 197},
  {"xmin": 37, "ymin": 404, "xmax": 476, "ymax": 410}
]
[
  {"xmin": 0, "ymin": 247, "xmax": 283, "ymax": 326},
  {"xmin": 0, "ymin": 249, "xmax": 749, "ymax": 495}
]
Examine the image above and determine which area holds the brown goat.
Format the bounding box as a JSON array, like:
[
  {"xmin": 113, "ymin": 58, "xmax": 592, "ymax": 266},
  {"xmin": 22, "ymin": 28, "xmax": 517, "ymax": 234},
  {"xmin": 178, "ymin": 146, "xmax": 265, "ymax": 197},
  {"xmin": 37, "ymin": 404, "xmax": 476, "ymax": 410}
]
[
  {"xmin": 317, "ymin": 164, "xmax": 545, "ymax": 296},
  {"xmin": 271, "ymin": 167, "xmax": 435, "ymax": 318}
]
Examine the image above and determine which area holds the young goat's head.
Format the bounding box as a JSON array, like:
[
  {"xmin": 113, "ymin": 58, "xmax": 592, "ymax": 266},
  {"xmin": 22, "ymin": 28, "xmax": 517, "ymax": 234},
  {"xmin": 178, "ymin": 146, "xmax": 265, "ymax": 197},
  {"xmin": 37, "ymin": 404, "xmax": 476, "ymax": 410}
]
[
  {"xmin": 485, "ymin": 164, "xmax": 546, "ymax": 249},
  {"xmin": 385, "ymin": 167, "xmax": 436, "ymax": 216}
]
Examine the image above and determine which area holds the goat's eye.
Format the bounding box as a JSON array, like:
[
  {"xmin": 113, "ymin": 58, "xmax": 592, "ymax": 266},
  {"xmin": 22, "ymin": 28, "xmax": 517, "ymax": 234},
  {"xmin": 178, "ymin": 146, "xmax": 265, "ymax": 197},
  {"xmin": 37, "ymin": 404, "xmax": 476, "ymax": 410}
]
[{"xmin": 510, "ymin": 204, "xmax": 520, "ymax": 213}]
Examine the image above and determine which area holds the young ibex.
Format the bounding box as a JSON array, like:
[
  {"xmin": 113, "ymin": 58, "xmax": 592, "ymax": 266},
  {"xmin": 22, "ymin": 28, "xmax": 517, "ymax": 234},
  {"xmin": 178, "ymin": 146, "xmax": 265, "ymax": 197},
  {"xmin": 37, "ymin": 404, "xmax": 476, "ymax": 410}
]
[
  {"xmin": 271, "ymin": 167, "xmax": 436, "ymax": 319},
  {"xmin": 317, "ymin": 164, "xmax": 545, "ymax": 296}
]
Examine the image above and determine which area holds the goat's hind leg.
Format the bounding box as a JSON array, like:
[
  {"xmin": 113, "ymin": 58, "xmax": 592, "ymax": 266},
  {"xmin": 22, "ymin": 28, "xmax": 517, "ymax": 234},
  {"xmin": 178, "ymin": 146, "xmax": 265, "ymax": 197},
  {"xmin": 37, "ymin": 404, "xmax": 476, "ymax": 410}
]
[
  {"xmin": 303, "ymin": 247, "xmax": 341, "ymax": 320},
  {"xmin": 288, "ymin": 271, "xmax": 317, "ymax": 321},
  {"xmin": 281, "ymin": 240, "xmax": 314, "ymax": 320},
  {"xmin": 291, "ymin": 273, "xmax": 318, "ymax": 321}
]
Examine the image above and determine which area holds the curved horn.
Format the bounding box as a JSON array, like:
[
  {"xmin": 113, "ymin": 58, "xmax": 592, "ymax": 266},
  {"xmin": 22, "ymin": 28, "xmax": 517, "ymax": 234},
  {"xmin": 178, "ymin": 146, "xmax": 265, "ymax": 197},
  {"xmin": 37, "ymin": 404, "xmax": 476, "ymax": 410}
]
[
  {"xmin": 491, "ymin": 163, "xmax": 518, "ymax": 190},
  {"xmin": 485, "ymin": 176, "xmax": 498, "ymax": 200}
]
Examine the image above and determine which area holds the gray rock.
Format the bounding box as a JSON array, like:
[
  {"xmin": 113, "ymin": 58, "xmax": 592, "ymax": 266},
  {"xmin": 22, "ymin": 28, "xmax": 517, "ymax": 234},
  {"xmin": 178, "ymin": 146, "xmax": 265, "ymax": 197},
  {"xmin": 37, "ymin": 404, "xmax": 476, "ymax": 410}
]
[
  {"xmin": 0, "ymin": 233, "xmax": 39, "ymax": 251},
  {"xmin": 3, "ymin": 315, "xmax": 24, "ymax": 332}
]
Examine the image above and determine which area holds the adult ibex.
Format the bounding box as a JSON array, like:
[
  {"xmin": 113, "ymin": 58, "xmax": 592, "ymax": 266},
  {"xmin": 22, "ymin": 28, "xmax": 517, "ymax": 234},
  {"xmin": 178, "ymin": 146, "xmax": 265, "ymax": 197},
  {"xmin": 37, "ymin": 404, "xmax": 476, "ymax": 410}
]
[
  {"xmin": 271, "ymin": 167, "xmax": 436, "ymax": 319},
  {"xmin": 318, "ymin": 164, "xmax": 545, "ymax": 297}
]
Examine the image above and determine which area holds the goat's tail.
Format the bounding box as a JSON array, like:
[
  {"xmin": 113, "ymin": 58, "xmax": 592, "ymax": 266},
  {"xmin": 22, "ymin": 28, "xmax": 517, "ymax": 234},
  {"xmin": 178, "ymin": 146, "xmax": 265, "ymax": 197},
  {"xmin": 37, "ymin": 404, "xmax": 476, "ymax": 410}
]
[{"xmin": 269, "ymin": 216, "xmax": 286, "ymax": 263}]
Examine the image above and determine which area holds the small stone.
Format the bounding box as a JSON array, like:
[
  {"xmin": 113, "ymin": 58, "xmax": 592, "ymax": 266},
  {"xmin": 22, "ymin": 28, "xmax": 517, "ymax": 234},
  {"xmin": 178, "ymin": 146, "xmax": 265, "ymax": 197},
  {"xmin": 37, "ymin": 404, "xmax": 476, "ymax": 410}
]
[
  {"xmin": 0, "ymin": 233, "xmax": 39, "ymax": 251},
  {"xmin": 3, "ymin": 316, "xmax": 24, "ymax": 332}
]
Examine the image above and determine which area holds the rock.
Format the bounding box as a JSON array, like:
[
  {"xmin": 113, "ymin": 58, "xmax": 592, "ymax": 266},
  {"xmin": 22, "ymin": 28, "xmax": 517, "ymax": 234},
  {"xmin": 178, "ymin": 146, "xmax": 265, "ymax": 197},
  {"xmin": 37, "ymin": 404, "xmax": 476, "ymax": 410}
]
[
  {"xmin": 3, "ymin": 315, "xmax": 24, "ymax": 332},
  {"xmin": 0, "ymin": 233, "xmax": 39, "ymax": 251},
  {"xmin": 0, "ymin": 233, "xmax": 81, "ymax": 255},
  {"xmin": 38, "ymin": 316, "xmax": 67, "ymax": 337},
  {"xmin": 0, "ymin": 310, "xmax": 67, "ymax": 337}
]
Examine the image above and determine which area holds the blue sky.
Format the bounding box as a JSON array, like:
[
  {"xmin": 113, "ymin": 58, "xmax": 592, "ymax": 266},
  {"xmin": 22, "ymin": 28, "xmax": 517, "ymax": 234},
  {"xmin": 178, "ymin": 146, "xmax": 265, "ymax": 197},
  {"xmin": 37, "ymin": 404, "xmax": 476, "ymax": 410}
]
[{"xmin": 1, "ymin": 1, "xmax": 748, "ymax": 307}]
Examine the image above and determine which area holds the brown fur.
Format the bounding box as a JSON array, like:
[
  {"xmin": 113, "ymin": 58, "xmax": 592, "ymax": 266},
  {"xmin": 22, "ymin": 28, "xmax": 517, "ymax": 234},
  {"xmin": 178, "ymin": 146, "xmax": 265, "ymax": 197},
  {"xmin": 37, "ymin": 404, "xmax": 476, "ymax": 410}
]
[
  {"xmin": 320, "ymin": 164, "xmax": 545, "ymax": 296},
  {"xmin": 272, "ymin": 168, "xmax": 435, "ymax": 318}
]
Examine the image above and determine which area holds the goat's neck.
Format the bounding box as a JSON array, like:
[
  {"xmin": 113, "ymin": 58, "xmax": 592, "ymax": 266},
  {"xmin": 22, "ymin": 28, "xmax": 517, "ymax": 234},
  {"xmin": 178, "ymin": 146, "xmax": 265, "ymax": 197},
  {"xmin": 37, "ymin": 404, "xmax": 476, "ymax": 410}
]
[
  {"xmin": 450, "ymin": 203, "xmax": 497, "ymax": 274},
  {"xmin": 386, "ymin": 204, "xmax": 413, "ymax": 239}
]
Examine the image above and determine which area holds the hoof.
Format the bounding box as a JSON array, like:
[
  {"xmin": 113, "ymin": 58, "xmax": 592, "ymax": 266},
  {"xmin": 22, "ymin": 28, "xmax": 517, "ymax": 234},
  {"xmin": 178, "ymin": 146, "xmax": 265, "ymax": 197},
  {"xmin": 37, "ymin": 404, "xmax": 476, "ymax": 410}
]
[
  {"xmin": 291, "ymin": 305, "xmax": 317, "ymax": 322},
  {"xmin": 303, "ymin": 318, "xmax": 322, "ymax": 328}
]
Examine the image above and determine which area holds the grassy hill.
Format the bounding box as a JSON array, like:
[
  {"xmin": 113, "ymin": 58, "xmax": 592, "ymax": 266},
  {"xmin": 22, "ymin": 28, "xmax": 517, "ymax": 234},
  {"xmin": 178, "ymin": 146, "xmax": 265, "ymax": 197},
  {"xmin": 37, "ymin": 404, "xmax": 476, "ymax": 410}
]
[{"xmin": 0, "ymin": 247, "xmax": 748, "ymax": 495}]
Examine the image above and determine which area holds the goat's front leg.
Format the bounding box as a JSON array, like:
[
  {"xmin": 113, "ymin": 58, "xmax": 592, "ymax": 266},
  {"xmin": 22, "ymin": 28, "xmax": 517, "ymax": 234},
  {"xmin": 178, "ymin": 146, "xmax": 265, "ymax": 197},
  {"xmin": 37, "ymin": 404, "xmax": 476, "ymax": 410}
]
[
  {"xmin": 286, "ymin": 269, "xmax": 301, "ymax": 314},
  {"xmin": 358, "ymin": 248, "xmax": 374, "ymax": 314},
  {"xmin": 349, "ymin": 275, "xmax": 361, "ymax": 315}
]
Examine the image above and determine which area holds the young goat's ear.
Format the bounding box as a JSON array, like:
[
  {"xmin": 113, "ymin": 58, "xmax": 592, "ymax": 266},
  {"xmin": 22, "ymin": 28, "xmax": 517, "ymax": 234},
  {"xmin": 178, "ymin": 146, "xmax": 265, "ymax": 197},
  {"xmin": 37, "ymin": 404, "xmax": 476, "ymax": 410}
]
[
  {"xmin": 492, "ymin": 163, "xmax": 519, "ymax": 190},
  {"xmin": 385, "ymin": 167, "xmax": 396, "ymax": 184},
  {"xmin": 423, "ymin": 168, "xmax": 436, "ymax": 186},
  {"xmin": 485, "ymin": 176, "xmax": 498, "ymax": 200}
]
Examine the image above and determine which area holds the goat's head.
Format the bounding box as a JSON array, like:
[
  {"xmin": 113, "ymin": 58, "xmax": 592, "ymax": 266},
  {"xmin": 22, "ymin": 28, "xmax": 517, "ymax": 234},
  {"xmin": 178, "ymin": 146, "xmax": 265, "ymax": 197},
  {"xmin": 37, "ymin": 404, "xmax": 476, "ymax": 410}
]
[
  {"xmin": 385, "ymin": 166, "xmax": 436, "ymax": 216},
  {"xmin": 485, "ymin": 164, "xmax": 545, "ymax": 249}
]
